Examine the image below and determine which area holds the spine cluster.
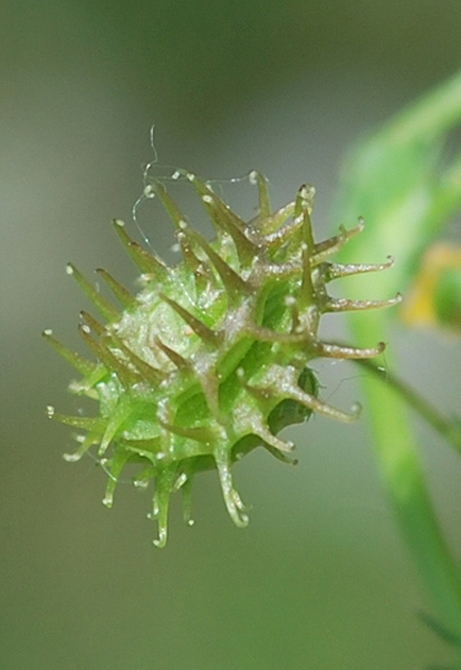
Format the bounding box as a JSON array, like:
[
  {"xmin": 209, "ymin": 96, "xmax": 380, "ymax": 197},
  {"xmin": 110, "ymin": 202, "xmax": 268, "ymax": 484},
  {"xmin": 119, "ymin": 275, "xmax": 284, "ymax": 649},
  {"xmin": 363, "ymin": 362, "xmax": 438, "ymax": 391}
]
[{"xmin": 45, "ymin": 170, "xmax": 400, "ymax": 546}]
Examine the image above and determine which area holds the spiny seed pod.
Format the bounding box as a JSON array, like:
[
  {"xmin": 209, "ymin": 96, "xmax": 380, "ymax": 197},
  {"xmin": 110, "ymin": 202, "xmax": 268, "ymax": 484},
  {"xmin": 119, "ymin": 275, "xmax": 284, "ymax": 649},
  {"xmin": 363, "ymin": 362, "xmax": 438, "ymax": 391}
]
[{"xmin": 44, "ymin": 170, "xmax": 401, "ymax": 546}]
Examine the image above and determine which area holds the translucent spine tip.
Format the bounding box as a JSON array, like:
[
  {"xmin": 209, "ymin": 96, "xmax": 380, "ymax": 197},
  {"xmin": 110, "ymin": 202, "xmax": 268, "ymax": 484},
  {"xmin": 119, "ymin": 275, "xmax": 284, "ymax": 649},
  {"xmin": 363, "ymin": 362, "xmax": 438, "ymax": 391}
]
[
  {"xmin": 112, "ymin": 219, "xmax": 168, "ymax": 280},
  {"xmin": 66, "ymin": 263, "xmax": 119, "ymax": 322}
]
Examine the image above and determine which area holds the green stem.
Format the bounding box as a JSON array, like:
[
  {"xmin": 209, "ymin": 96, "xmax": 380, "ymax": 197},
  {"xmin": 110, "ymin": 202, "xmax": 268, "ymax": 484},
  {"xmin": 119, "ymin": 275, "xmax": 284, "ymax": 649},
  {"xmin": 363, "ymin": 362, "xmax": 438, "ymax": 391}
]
[
  {"xmin": 334, "ymin": 66, "xmax": 461, "ymax": 660},
  {"xmin": 352, "ymin": 356, "xmax": 461, "ymax": 456},
  {"xmin": 349, "ymin": 312, "xmax": 461, "ymax": 636}
]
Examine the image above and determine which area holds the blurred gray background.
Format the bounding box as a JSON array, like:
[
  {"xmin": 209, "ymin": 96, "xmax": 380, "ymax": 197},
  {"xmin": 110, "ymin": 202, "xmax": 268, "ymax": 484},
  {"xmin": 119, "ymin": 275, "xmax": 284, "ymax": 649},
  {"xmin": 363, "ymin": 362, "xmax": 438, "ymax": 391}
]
[{"xmin": 1, "ymin": 1, "xmax": 460, "ymax": 669}]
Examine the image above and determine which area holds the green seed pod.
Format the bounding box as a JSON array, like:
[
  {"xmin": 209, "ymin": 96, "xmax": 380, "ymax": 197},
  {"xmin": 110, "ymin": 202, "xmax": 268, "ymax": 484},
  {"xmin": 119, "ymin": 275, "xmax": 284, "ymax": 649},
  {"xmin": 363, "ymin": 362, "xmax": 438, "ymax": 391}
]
[{"xmin": 45, "ymin": 171, "xmax": 400, "ymax": 546}]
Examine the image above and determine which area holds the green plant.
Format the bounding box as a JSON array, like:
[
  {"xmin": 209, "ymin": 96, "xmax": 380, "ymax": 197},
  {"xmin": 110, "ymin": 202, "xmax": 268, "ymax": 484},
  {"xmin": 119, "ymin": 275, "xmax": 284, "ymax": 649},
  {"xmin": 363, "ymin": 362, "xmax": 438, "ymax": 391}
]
[
  {"xmin": 335, "ymin": 68, "xmax": 461, "ymax": 666},
  {"xmin": 44, "ymin": 170, "xmax": 398, "ymax": 547},
  {"xmin": 44, "ymin": 67, "xmax": 461, "ymax": 668}
]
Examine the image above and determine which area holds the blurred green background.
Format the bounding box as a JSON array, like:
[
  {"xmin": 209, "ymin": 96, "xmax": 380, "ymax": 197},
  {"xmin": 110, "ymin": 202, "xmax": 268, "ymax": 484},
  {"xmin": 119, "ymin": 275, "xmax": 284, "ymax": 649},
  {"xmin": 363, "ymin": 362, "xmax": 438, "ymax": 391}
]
[{"xmin": 1, "ymin": 1, "xmax": 460, "ymax": 668}]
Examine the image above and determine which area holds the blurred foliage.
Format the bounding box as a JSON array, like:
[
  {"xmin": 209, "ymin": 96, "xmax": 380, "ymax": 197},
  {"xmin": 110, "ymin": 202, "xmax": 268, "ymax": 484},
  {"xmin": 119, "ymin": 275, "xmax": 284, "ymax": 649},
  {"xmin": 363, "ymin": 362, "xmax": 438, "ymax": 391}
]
[
  {"xmin": 335, "ymin": 69, "xmax": 461, "ymax": 666},
  {"xmin": 403, "ymin": 243, "xmax": 461, "ymax": 332},
  {"xmin": 335, "ymin": 69, "xmax": 461, "ymax": 313},
  {"xmin": 2, "ymin": 2, "xmax": 461, "ymax": 669}
]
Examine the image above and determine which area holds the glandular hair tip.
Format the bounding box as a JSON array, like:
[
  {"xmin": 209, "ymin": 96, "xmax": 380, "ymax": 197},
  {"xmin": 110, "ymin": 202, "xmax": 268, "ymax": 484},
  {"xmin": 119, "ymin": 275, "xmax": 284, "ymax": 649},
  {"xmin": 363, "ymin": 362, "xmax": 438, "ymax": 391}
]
[
  {"xmin": 350, "ymin": 401, "xmax": 362, "ymax": 417},
  {"xmin": 63, "ymin": 452, "xmax": 80, "ymax": 462},
  {"xmin": 102, "ymin": 495, "xmax": 113, "ymax": 508}
]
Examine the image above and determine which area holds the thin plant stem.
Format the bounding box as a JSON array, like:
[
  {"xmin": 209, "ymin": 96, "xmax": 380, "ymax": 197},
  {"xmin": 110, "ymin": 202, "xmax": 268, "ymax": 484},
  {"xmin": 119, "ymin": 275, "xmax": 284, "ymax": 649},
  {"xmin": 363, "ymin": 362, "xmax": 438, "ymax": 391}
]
[
  {"xmin": 348, "ymin": 312, "xmax": 461, "ymax": 639},
  {"xmin": 351, "ymin": 356, "xmax": 461, "ymax": 455}
]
